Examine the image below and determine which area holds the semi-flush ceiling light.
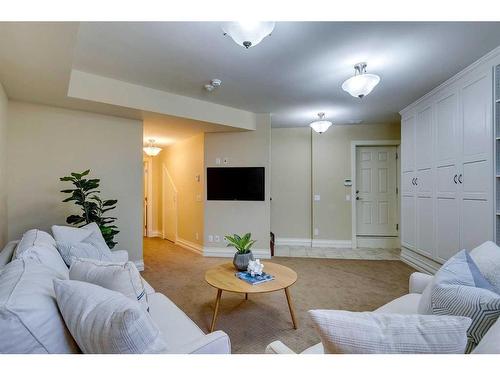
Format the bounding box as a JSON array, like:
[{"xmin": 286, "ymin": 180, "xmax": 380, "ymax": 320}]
[
  {"xmin": 143, "ymin": 139, "xmax": 162, "ymax": 157},
  {"xmin": 221, "ymin": 22, "xmax": 275, "ymax": 49},
  {"xmin": 342, "ymin": 62, "xmax": 380, "ymax": 98},
  {"xmin": 310, "ymin": 113, "xmax": 332, "ymax": 134}
]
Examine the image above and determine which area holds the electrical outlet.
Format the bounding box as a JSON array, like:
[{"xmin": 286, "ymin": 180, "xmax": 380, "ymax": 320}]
[
  {"xmin": 223, "ymin": 157, "xmax": 229, "ymax": 164},
  {"xmin": 208, "ymin": 235, "xmax": 213, "ymax": 242},
  {"xmin": 214, "ymin": 235, "xmax": 220, "ymax": 242},
  {"xmin": 314, "ymin": 228, "xmax": 319, "ymax": 236},
  {"xmin": 215, "ymin": 158, "xmax": 221, "ymax": 165},
  {"xmin": 195, "ymin": 174, "xmax": 200, "ymax": 182},
  {"xmin": 314, "ymin": 194, "xmax": 321, "ymax": 201},
  {"xmin": 196, "ymin": 194, "xmax": 202, "ymax": 202}
]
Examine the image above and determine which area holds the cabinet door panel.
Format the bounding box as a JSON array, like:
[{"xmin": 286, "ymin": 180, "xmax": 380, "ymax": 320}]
[
  {"xmin": 416, "ymin": 197, "xmax": 434, "ymax": 258},
  {"xmin": 435, "ymin": 197, "xmax": 460, "ymax": 262},
  {"xmin": 462, "ymin": 160, "xmax": 489, "ymax": 200},
  {"xmin": 436, "ymin": 165, "xmax": 458, "ymax": 197},
  {"xmin": 416, "ymin": 105, "xmax": 433, "ymax": 170},
  {"xmin": 402, "ymin": 115, "xmax": 415, "ymax": 173},
  {"xmin": 436, "ymin": 92, "xmax": 458, "ymax": 167},
  {"xmin": 402, "ymin": 171, "xmax": 414, "ymax": 194},
  {"xmin": 416, "ymin": 169, "xmax": 433, "ymax": 197},
  {"xmin": 461, "ymin": 199, "xmax": 493, "ymax": 250},
  {"xmin": 401, "ymin": 196, "xmax": 416, "ymax": 249}
]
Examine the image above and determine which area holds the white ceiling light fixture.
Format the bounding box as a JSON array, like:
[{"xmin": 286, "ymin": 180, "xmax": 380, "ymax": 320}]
[
  {"xmin": 309, "ymin": 112, "xmax": 332, "ymax": 134},
  {"xmin": 143, "ymin": 139, "xmax": 162, "ymax": 157},
  {"xmin": 342, "ymin": 62, "xmax": 380, "ymax": 98},
  {"xmin": 204, "ymin": 78, "xmax": 222, "ymax": 92},
  {"xmin": 222, "ymin": 22, "xmax": 275, "ymax": 49}
]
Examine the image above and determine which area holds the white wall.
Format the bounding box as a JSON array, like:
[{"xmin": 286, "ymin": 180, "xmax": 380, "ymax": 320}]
[
  {"xmin": 204, "ymin": 114, "xmax": 271, "ymax": 257},
  {"xmin": 0, "ymin": 83, "xmax": 8, "ymax": 247},
  {"xmin": 7, "ymin": 101, "xmax": 144, "ymax": 262}
]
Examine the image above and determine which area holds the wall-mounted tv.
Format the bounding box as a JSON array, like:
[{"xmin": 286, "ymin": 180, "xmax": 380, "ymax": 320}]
[{"xmin": 207, "ymin": 167, "xmax": 265, "ymax": 201}]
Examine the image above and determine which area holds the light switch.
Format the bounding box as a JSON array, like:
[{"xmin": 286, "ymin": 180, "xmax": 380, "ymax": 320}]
[
  {"xmin": 346, "ymin": 195, "xmax": 351, "ymax": 201},
  {"xmin": 314, "ymin": 194, "xmax": 321, "ymax": 201},
  {"xmin": 196, "ymin": 194, "xmax": 202, "ymax": 202},
  {"xmin": 214, "ymin": 235, "xmax": 220, "ymax": 242},
  {"xmin": 215, "ymin": 158, "xmax": 221, "ymax": 165},
  {"xmin": 195, "ymin": 232, "xmax": 199, "ymax": 240},
  {"xmin": 314, "ymin": 228, "xmax": 319, "ymax": 236},
  {"xmin": 208, "ymin": 235, "xmax": 213, "ymax": 242}
]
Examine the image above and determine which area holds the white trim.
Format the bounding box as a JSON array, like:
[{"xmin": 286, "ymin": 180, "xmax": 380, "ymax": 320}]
[
  {"xmin": 356, "ymin": 236, "xmax": 400, "ymax": 249},
  {"xmin": 150, "ymin": 230, "xmax": 163, "ymax": 238},
  {"xmin": 134, "ymin": 260, "xmax": 145, "ymax": 272},
  {"xmin": 311, "ymin": 239, "xmax": 352, "ymax": 248},
  {"xmin": 400, "ymin": 247, "xmax": 440, "ymax": 274},
  {"xmin": 176, "ymin": 238, "xmax": 203, "ymax": 255},
  {"xmin": 275, "ymin": 237, "xmax": 312, "ymax": 247},
  {"xmin": 400, "ymin": 45, "xmax": 500, "ymax": 115},
  {"xmin": 350, "ymin": 140, "xmax": 401, "ymax": 249},
  {"xmin": 162, "ymin": 165, "xmax": 178, "ymax": 242},
  {"xmin": 144, "ymin": 157, "xmax": 154, "ymax": 237},
  {"xmin": 203, "ymin": 247, "xmax": 271, "ymax": 259}
]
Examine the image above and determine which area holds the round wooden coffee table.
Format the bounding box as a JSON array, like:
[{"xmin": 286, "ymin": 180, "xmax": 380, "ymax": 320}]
[{"xmin": 205, "ymin": 262, "xmax": 298, "ymax": 332}]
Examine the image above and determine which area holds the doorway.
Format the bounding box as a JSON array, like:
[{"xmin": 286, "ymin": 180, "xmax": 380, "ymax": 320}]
[{"xmin": 351, "ymin": 141, "xmax": 400, "ymax": 248}]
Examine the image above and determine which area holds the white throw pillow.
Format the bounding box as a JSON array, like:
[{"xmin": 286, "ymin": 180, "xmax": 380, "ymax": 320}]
[
  {"xmin": 309, "ymin": 310, "xmax": 471, "ymax": 354},
  {"xmin": 53, "ymin": 279, "xmax": 167, "ymax": 354},
  {"xmin": 13, "ymin": 229, "xmax": 56, "ymax": 258},
  {"xmin": 56, "ymin": 241, "xmax": 113, "ymax": 266},
  {"xmin": 15, "ymin": 245, "xmax": 69, "ymax": 279},
  {"xmin": 0, "ymin": 259, "xmax": 79, "ymax": 353},
  {"xmin": 52, "ymin": 222, "xmax": 111, "ymax": 254},
  {"xmin": 69, "ymin": 258, "xmax": 149, "ymax": 311},
  {"xmin": 470, "ymin": 241, "xmax": 500, "ymax": 293}
]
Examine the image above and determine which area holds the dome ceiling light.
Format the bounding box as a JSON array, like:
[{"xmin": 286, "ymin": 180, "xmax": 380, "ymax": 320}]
[
  {"xmin": 309, "ymin": 112, "xmax": 332, "ymax": 134},
  {"xmin": 342, "ymin": 62, "xmax": 380, "ymax": 98},
  {"xmin": 143, "ymin": 139, "xmax": 162, "ymax": 157},
  {"xmin": 221, "ymin": 22, "xmax": 275, "ymax": 49}
]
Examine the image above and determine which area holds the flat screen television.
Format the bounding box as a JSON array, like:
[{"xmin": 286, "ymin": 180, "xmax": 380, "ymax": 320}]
[{"xmin": 207, "ymin": 167, "xmax": 265, "ymax": 201}]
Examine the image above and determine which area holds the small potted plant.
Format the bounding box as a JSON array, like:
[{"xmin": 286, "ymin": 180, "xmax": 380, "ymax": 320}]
[{"xmin": 225, "ymin": 233, "xmax": 256, "ymax": 271}]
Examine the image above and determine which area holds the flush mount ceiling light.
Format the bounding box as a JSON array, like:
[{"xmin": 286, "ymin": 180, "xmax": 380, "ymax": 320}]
[
  {"xmin": 221, "ymin": 22, "xmax": 275, "ymax": 49},
  {"xmin": 204, "ymin": 78, "xmax": 222, "ymax": 92},
  {"xmin": 342, "ymin": 62, "xmax": 380, "ymax": 98},
  {"xmin": 143, "ymin": 139, "xmax": 162, "ymax": 157},
  {"xmin": 309, "ymin": 113, "xmax": 332, "ymax": 134}
]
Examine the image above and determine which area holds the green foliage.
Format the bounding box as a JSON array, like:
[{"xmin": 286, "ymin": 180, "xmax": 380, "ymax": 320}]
[
  {"xmin": 59, "ymin": 169, "xmax": 119, "ymax": 249},
  {"xmin": 224, "ymin": 233, "xmax": 256, "ymax": 254}
]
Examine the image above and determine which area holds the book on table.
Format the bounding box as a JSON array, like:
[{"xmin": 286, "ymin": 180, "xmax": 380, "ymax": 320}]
[{"xmin": 235, "ymin": 271, "xmax": 275, "ymax": 285}]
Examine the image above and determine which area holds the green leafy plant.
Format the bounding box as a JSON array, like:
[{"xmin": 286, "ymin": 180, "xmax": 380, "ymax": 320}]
[
  {"xmin": 60, "ymin": 169, "xmax": 119, "ymax": 249},
  {"xmin": 224, "ymin": 233, "xmax": 256, "ymax": 254}
]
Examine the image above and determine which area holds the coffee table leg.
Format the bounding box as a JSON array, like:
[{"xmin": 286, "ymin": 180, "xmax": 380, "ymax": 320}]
[
  {"xmin": 210, "ymin": 289, "xmax": 222, "ymax": 333},
  {"xmin": 284, "ymin": 287, "xmax": 298, "ymax": 329}
]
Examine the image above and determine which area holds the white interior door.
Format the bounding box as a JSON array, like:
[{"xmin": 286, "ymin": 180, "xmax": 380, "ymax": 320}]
[
  {"xmin": 162, "ymin": 167, "xmax": 177, "ymax": 243},
  {"xmin": 356, "ymin": 146, "xmax": 398, "ymax": 236}
]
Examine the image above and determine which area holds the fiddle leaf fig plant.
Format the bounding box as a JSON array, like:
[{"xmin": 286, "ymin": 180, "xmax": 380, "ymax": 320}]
[
  {"xmin": 59, "ymin": 169, "xmax": 119, "ymax": 249},
  {"xmin": 224, "ymin": 233, "xmax": 256, "ymax": 254}
]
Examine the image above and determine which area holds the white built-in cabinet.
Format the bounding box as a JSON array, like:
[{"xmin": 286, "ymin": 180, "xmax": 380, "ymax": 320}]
[{"xmin": 400, "ymin": 59, "xmax": 495, "ymax": 272}]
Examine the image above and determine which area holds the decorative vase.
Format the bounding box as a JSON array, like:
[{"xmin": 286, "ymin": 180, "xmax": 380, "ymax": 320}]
[{"xmin": 233, "ymin": 251, "xmax": 254, "ymax": 271}]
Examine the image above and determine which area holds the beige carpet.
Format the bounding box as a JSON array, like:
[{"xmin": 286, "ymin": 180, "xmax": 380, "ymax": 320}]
[{"xmin": 142, "ymin": 237, "xmax": 415, "ymax": 354}]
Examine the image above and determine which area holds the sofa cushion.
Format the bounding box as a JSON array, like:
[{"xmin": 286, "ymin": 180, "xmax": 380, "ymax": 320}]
[
  {"xmin": 15, "ymin": 245, "xmax": 69, "ymax": 279},
  {"xmin": 0, "ymin": 259, "xmax": 79, "ymax": 353},
  {"xmin": 418, "ymin": 250, "xmax": 495, "ymax": 314},
  {"xmin": 309, "ymin": 310, "xmax": 471, "ymax": 354},
  {"xmin": 432, "ymin": 284, "xmax": 500, "ymax": 353},
  {"xmin": 52, "ymin": 222, "xmax": 110, "ymax": 254},
  {"xmin": 470, "ymin": 241, "xmax": 500, "ymax": 293},
  {"xmin": 374, "ymin": 293, "xmax": 421, "ymax": 314},
  {"xmin": 69, "ymin": 258, "xmax": 149, "ymax": 311},
  {"xmin": 0, "ymin": 240, "xmax": 19, "ymax": 267},
  {"xmin": 14, "ymin": 229, "xmax": 56, "ymax": 258},
  {"xmin": 147, "ymin": 292, "xmax": 204, "ymax": 352},
  {"xmin": 56, "ymin": 241, "xmax": 113, "ymax": 266},
  {"xmin": 53, "ymin": 279, "xmax": 167, "ymax": 354}
]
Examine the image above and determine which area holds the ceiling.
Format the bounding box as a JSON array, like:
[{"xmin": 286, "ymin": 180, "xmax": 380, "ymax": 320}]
[{"xmin": 2, "ymin": 22, "xmax": 500, "ymax": 133}]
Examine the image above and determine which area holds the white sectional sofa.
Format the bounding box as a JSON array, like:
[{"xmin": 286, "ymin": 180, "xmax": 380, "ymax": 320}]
[
  {"xmin": 0, "ymin": 230, "xmax": 231, "ymax": 354},
  {"xmin": 266, "ymin": 243, "xmax": 500, "ymax": 354}
]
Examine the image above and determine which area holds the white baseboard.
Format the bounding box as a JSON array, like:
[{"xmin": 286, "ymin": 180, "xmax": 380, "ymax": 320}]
[
  {"xmin": 147, "ymin": 230, "xmax": 163, "ymax": 238},
  {"xmin": 134, "ymin": 260, "xmax": 145, "ymax": 271},
  {"xmin": 400, "ymin": 247, "xmax": 440, "ymax": 274},
  {"xmin": 311, "ymin": 239, "xmax": 352, "ymax": 248},
  {"xmin": 203, "ymin": 247, "xmax": 271, "ymax": 259},
  {"xmin": 176, "ymin": 238, "xmax": 203, "ymax": 255},
  {"xmin": 275, "ymin": 237, "xmax": 312, "ymax": 246},
  {"xmin": 356, "ymin": 236, "xmax": 400, "ymax": 249}
]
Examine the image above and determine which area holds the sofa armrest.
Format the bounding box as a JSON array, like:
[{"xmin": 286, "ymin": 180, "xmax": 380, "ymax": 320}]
[
  {"xmin": 265, "ymin": 340, "xmax": 297, "ymax": 354},
  {"xmin": 409, "ymin": 272, "xmax": 433, "ymax": 294},
  {"xmin": 110, "ymin": 250, "xmax": 129, "ymax": 263},
  {"xmin": 169, "ymin": 331, "xmax": 231, "ymax": 354},
  {"xmin": 0, "ymin": 240, "xmax": 19, "ymax": 266}
]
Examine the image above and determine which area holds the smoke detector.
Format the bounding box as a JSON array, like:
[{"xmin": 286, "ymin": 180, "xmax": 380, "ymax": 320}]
[{"xmin": 204, "ymin": 79, "xmax": 222, "ymax": 92}]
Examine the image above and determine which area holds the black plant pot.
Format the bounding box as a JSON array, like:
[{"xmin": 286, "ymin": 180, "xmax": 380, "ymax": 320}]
[{"xmin": 233, "ymin": 251, "xmax": 254, "ymax": 271}]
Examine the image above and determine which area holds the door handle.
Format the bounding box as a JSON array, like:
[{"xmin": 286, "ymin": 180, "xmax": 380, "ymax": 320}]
[
  {"xmin": 411, "ymin": 178, "xmax": 415, "ymax": 185},
  {"xmin": 356, "ymin": 197, "xmax": 360, "ymax": 200},
  {"xmin": 454, "ymin": 174, "xmax": 458, "ymax": 184},
  {"xmin": 458, "ymin": 174, "xmax": 463, "ymax": 184},
  {"xmin": 415, "ymin": 177, "xmax": 418, "ymax": 186}
]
